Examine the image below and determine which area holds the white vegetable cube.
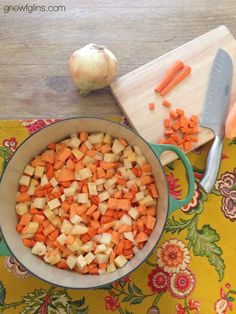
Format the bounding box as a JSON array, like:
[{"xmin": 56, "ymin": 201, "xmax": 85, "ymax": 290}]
[
  {"xmin": 127, "ymin": 152, "xmax": 136, "ymax": 162},
  {"xmin": 114, "ymin": 255, "xmax": 128, "ymax": 268},
  {"xmin": 78, "ymin": 168, "xmax": 92, "ymax": 180},
  {"xmin": 34, "ymin": 166, "xmax": 45, "ymax": 178},
  {"xmin": 30, "ymin": 178, "xmax": 39, "ymax": 186},
  {"xmin": 33, "ymin": 198, "xmax": 46, "ymax": 209},
  {"xmin": 95, "ymin": 153, "xmax": 103, "ymax": 161},
  {"xmin": 84, "ymin": 252, "xmax": 95, "ymax": 264},
  {"xmin": 60, "ymin": 220, "xmax": 73, "ymax": 234},
  {"xmin": 40, "ymin": 174, "xmax": 49, "ymax": 186},
  {"xmin": 112, "ymin": 139, "xmax": 125, "ymax": 155},
  {"xmin": 128, "ymin": 207, "xmax": 140, "ymax": 220},
  {"xmin": 107, "ymin": 262, "xmax": 116, "ymax": 273},
  {"xmin": 92, "ymin": 234, "xmax": 102, "ymax": 243},
  {"xmin": 48, "ymin": 198, "xmax": 61, "ymax": 210},
  {"xmin": 24, "ymin": 165, "xmax": 35, "ymax": 176},
  {"xmin": 98, "ymin": 202, "xmax": 108, "ymax": 215},
  {"xmin": 98, "ymin": 191, "xmax": 110, "ymax": 202},
  {"xmin": 44, "ymin": 250, "xmax": 61, "ymax": 265},
  {"xmin": 84, "ymin": 140, "xmax": 93, "ymax": 150},
  {"xmin": 104, "ymin": 153, "xmax": 116, "ymax": 163},
  {"xmin": 15, "ymin": 203, "xmax": 28, "ymax": 215},
  {"xmin": 68, "ymin": 137, "xmax": 81, "ymax": 148},
  {"xmin": 44, "ymin": 208, "xmax": 56, "ymax": 220},
  {"xmin": 118, "ymin": 167, "xmax": 129, "ymax": 180},
  {"xmin": 123, "ymin": 146, "xmax": 133, "ymax": 157},
  {"xmin": 80, "ymin": 241, "xmax": 94, "ymax": 253},
  {"xmin": 82, "ymin": 156, "xmax": 96, "ymax": 165},
  {"xmin": 124, "ymin": 232, "xmax": 134, "ymax": 242},
  {"xmin": 50, "ymin": 177, "xmax": 58, "ymax": 187},
  {"xmin": 95, "ymin": 244, "xmax": 107, "ymax": 253},
  {"xmin": 72, "ymin": 148, "xmax": 84, "ymax": 161},
  {"xmin": 124, "ymin": 159, "xmax": 132, "ymax": 169},
  {"xmin": 104, "ymin": 177, "xmax": 118, "ymax": 190},
  {"xmin": 56, "ymin": 233, "xmax": 67, "ymax": 245},
  {"xmin": 70, "ymin": 224, "xmax": 88, "ymax": 235},
  {"xmin": 103, "ymin": 133, "xmax": 112, "ymax": 144},
  {"xmin": 27, "ymin": 185, "xmax": 35, "ymax": 196},
  {"xmin": 104, "ymin": 246, "xmax": 113, "ymax": 256},
  {"xmin": 100, "ymin": 233, "xmax": 112, "ymax": 245},
  {"xmin": 25, "ymin": 222, "xmax": 39, "ymax": 234},
  {"xmin": 95, "ymin": 253, "xmax": 109, "ymax": 264},
  {"xmin": 88, "ymin": 132, "xmax": 104, "ymax": 144},
  {"xmin": 64, "ymin": 186, "xmax": 77, "ymax": 196},
  {"xmin": 136, "ymin": 155, "xmax": 147, "ymax": 166},
  {"xmin": 135, "ymin": 191, "xmax": 145, "ymax": 201},
  {"xmin": 76, "ymin": 255, "xmax": 87, "ymax": 270},
  {"xmin": 134, "ymin": 146, "xmax": 142, "ymax": 156},
  {"xmin": 32, "ymin": 242, "xmax": 46, "ymax": 256},
  {"xmin": 70, "ymin": 214, "xmax": 83, "ymax": 225},
  {"xmin": 67, "ymin": 237, "xmax": 82, "ymax": 252},
  {"xmin": 139, "ymin": 195, "xmax": 155, "ymax": 206},
  {"xmin": 21, "ymin": 233, "xmax": 34, "ymax": 239},
  {"xmin": 74, "ymin": 171, "xmax": 82, "ymax": 180},
  {"xmin": 88, "ymin": 182, "xmax": 98, "ymax": 195},
  {"xmin": 77, "ymin": 193, "xmax": 89, "ymax": 204},
  {"xmin": 19, "ymin": 175, "xmax": 30, "ymax": 187},
  {"xmin": 120, "ymin": 214, "xmax": 132, "ymax": 226},
  {"xmin": 95, "ymin": 178, "xmax": 106, "ymax": 185},
  {"xmin": 60, "ymin": 194, "xmax": 66, "ymax": 202},
  {"xmin": 66, "ymin": 255, "xmax": 77, "ymax": 269}
]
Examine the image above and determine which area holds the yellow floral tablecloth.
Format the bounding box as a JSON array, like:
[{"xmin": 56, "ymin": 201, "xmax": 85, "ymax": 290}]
[{"xmin": 0, "ymin": 118, "xmax": 236, "ymax": 314}]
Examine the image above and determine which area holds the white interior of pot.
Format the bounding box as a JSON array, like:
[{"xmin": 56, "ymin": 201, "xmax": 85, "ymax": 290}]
[{"xmin": 0, "ymin": 117, "xmax": 168, "ymax": 289}]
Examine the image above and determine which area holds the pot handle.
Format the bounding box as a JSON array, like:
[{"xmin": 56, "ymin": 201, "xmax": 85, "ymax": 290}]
[{"xmin": 150, "ymin": 143, "xmax": 195, "ymax": 214}]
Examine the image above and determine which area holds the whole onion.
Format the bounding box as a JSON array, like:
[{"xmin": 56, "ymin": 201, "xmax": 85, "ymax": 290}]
[{"xmin": 69, "ymin": 43, "xmax": 118, "ymax": 96}]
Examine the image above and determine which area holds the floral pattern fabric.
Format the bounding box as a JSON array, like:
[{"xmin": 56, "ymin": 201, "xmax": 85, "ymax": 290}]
[{"xmin": 0, "ymin": 118, "xmax": 236, "ymax": 314}]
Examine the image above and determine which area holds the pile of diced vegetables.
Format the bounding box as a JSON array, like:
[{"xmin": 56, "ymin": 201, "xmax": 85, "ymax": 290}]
[{"xmin": 15, "ymin": 131, "xmax": 158, "ymax": 275}]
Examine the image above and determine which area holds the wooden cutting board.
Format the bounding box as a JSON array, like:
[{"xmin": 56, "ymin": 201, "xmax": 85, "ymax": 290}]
[{"xmin": 111, "ymin": 25, "xmax": 236, "ymax": 165}]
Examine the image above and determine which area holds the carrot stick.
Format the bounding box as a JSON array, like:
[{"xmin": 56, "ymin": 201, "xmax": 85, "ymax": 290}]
[
  {"xmin": 160, "ymin": 65, "xmax": 191, "ymax": 96},
  {"xmin": 155, "ymin": 61, "xmax": 184, "ymax": 93}
]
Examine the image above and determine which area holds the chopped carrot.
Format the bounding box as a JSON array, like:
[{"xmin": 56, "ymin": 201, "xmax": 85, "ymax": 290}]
[
  {"xmin": 149, "ymin": 102, "xmax": 155, "ymax": 110},
  {"xmin": 66, "ymin": 159, "xmax": 75, "ymax": 170},
  {"xmin": 34, "ymin": 233, "xmax": 46, "ymax": 242},
  {"xmin": 79, "ymin": 131, "xmax": 88, "ymax": 142},
  {"xmin": 101, "ymin": 144, "xmax": 111, "ymax": 154},
  {"xmin": 16, "ymin": 193, "xmax": 30, "ymax": 203},
  {"xmin": 160, "ymin": 65, "xmax": 191, "ymax": 96},
  {"xmin": 43, "ymin": 224, "xmax": 56, "ymax": 236},
  {"xmin": 41, "ymin": 150, "xmax": 55, "ymax": 164},
  {"xmin": 176, "ymin": 108, "xmax": 185, "ymax": 116},
  {"xmin": 169, "ymin": 110, "xmax": 179, "ymax": 120},
  {"xmin": 164, "ymin": 129, "xmax": 174, "ymax": 135},
  {"xmin": 118, "ymin": 224, "xmax": 132, "ymax": 233},
  {"xmin": 140, "ymin": 163, "xmax": 152, "ymax": 173},
  {"xmin": 57, "ymin": 259, "xmax": 69, "ymax": 269},
  {"xmin": 16, "ymin": 224, "xmax": 24, "ymax": 233},
  {"xmin": 47, "ymin": 143, "xmax": 56, "ymax": 150},
  {"xmin": 100, "ymin": 161, "xmax": 116, "ymax": 170},
  {"xmin": 136, "ymin": 232, "xmax": 148, "ymax": 243},
  {"xmin": 164, "ymin": 119, "xmax": 172, "ymax": 128},
  {"xmin": 19, "ymin": 213, "xmax": 32, "ymax": 226},
  {"xmin": 118, "ymin": 138, "xmax": 128, "ymax": 147},
  {"xmin": 145, "ymin": 215, "xmax": 156, "ymax": 230},
  {"xmin": 57, "ymin": 169, "xmax": 74, "ymax": 182},
  {"xmin": 23, "ymin": 239, "xmax": 35, "ymax": 248},
  {"xmin": 31, "ymin": 158, "xmax": 46, "ymax": 167},
  {"xmin": 183, "ymin": 141, "xmax": 192, "ymax": 151},
  {"xmin": 56, "ymin": 147, "xmax": 72, "ymax": 162},
  {"xmin": 162, "ymin": 100, "xmax": 171, "ymax": 107},
  {"xmin": 19, "ymin": 185, "xmax": 28, "ymax": 193},
  {"xmin": 99, "ymin": 263, "xmax": 107, "ymax": 270},
  {"xmin": 116, "ymin": 199, "xmax": 131, "ymax": 210},
  {"xmin": 140, "ymin": 175, "xmax": 152, "ymax": 185},
  {"xmin": 155, "ymin": 61, "xmax": 184, "ymax": 93},
  {"xmin": 149, "ymin": 184, "xmax": 158, "ymax": 198}
]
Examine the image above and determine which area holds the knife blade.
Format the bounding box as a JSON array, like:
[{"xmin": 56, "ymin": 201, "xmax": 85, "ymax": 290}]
[{"xmin": 199, "ymin": 48, "xmax": 233, "ymax": 193}]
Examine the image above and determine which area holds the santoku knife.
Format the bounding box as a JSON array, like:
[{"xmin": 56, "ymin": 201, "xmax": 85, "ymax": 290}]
[{"xmin": 199, "ymin": 48, "xmax": 233, "ymax": 193}]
